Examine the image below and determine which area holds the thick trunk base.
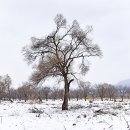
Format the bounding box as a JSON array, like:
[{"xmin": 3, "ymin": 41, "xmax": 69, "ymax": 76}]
[
  {"xmin": 62, "ymin": 75, "xmax": 73, "ymax": 110},
  {"xmin": 62, "ymin": 101, "xmax": 68, "ymax": 110}
]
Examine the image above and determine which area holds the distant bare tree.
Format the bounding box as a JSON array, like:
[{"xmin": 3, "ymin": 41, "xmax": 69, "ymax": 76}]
[
  {"xmin": 0, "ymin": 75, "xmax": 12, "ymax": 100},
  {"xmin": 9, "ymin": 88, "xmax": 18, "ymax": 100},
  {"xmin": 51, "ymin": 87, "xmax": 59, "ymax": 101},
  {"xmin": 70, "ymin": 89, "xmax": 82, "ymax": 101},
  {"xmin": 57, "ymin": 89, "xmax": 64, "ymax": 100},
  {"xmin": 97, "ymin": 83, "xmax": 107, "ymax": 101},
  {"xmin": 41, "ymin": 86, "xmax": 51, "ymax": 101},
  {"xmin": 90, "ymin": 86, "xmax": 97, "ymax": 101},
  {"xmin": 3, "ymin": 74, "xmax": 12, "ymax": 101},
  {"xmin": 80, "ymin": 81, "xmax": 90, "ymax": 101},
  {"xmin": 118, "ymin": 85, "xmax": 127, "ymax": 101},
  {"xmin": 17, "ymin": 82, "xmax": 34, "ymax": 102},
  {"xmin": 23, "ymin": 14, "xmax": 102, "ymax": 110},
  {"xmin": 126, "ymin": 87, "xmax": 130, "ymax": 99},
  {"xmin": 30, "ymin": 86, "xmax": 43, "ymax": 102},
  {"xmin": 106, "ymin": 84, "xmax": 117, "ymax": 101},
  {"xmin": 0, "ymin": 79, "xmax": 6, "ymax": 100}
]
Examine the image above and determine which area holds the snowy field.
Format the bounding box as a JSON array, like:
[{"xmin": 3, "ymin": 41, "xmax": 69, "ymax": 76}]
[{"xmin": 0, "ymin": 100, "xmax": 130, "ymax": 130}]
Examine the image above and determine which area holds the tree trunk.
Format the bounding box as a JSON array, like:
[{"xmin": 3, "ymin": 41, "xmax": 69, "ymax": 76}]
[
  {"xmin": 24, "ymin": 94, "xmax": 27, "ymax": 102},
  {"xmin": 92, "ymin": 96, "xmax": 95, "ymax": 101},
  {"xmin": 84, "ymin": 96, "xmax": 87, "ymax": 101},
  {"xmin": 77, "ymin": 96, "xmax": 79, "ymax": 101},
  {"xmin": 45, "ymin": 96, "xmax": 48, "ymax": 101},
  {"xmin": 121, "ymin": 96, "xmax": 123, "ymax": 102},
  {"xmin": 101, "ymin": 96, "xmax": 103, "ymax": 101},
  {"xmin": 62, "ymin": 75, "xmax": 69, "ymax": 110},
  {"xmin": 38, "ymin": 96, "xmax": 42, "ymax": 103}
]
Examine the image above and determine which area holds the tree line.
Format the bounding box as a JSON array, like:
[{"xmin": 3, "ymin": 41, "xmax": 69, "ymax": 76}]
[{"xmin": 0, "ymin": 75, "xmax": 129, "ymax": 102}]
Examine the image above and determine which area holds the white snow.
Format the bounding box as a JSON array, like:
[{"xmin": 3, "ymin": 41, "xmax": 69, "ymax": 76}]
[{"xmin": 0, "ymin": 99, "xmax": 130, "ymax": 130}]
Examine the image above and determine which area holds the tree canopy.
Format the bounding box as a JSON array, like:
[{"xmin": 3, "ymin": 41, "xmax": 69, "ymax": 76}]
[{"xmin": 23, "ymin": 14, "xmax": 102, "ymax": 110}]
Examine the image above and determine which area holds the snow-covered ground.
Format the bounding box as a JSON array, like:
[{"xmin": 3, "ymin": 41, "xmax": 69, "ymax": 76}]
[{"xmin": 0, "ymin": 99, "xmax": 130, "ymax": 130}]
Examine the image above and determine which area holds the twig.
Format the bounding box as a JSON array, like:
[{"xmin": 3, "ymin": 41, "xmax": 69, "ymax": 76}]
[
  {"xmin": 123, "ymin": 117, "xmax": 130, "ymax": 128},
  {"xmin": 44, "ymin": 112, "xmax": 52, "ymax": 119},
  {"xmin": 63, "ymin": 125, "xmax": 66, "ymax": 130}
]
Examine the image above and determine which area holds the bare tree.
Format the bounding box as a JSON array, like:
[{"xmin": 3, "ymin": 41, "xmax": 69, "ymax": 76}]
[
  {"xmin": 126, "ymin": 87, "xmax": 130, "ymax": 99},
  {"xmin": 57, "ymin": 89, "xmax": 64, "ymax": 100},
  {"xmin": 23, "ymin": 14, "xmax": 102, "ymax": 110},
  {"xmin": 3, "ymin": 74, "xmax": 12, "ymax": 102},
  {"xmin": 0, "ymin": 75, "xmax": 12, "ymax": 100},
  {"xmin": 89, "ymin": 86, "xmax": 97, "ymax": 101},
  {"xmin": 80, "ymin": 81, "xmax": 90, "ymax": 101},
  {"xmin": 41, "ymin": 86, "xmax": 51, "ymax": 101},
  {"xmin": 9, "ymin": 88, "xmax": 18, "ymax": 100},
  {"xmin": 70, "ymin": 89, "xmax": 82, "ymax": 101},
  {"xmin": 106, "ymin": 84, "xmax": 117, "ymax": 101},
  {"xmin": 97, "ymin": 83, "xmax": 107, "ymax": 101},
  {"xmin": 30, "ymin": 86, "xmax": 43, "ymax": 102},
  {"xmin": 50, "ymin": 87, "xmax": 59, "ymax": 101},
  {"xmin": 118, "ymin": 85, "xmax": 126, "ymax": 101},
  {"xmin": 17, "ymin": 82, "xmax": 34, "ymax": 102},
  {"xmin": 0, "ymin": 79, "xmax": 6, "ymax": 100}
]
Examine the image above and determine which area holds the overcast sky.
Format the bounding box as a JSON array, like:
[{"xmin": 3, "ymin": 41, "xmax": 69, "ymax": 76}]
[{"xmin": 0, "ymin": 0, "xmax": 130, "ymax": 87}]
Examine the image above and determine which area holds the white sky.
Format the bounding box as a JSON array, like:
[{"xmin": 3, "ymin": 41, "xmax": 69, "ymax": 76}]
[{"xmin": 0, "ymin": 0, "xmax": 130, "ymax": 87}]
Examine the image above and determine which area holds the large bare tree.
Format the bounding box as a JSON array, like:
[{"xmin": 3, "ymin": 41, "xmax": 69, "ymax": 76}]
[
  {"xmin": 3, "ymin": 74, "xmax": 12, "ymax": 101},
  {"xmin": 23, "ymin": 14, "xmax": 102, "ymax": 110}
]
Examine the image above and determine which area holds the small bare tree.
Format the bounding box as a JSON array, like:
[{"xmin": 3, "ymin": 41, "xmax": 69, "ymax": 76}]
[
  {"xmin": 57, "ymin": 89, "xmax": 64, "ymax": 100},
  {"xmin": 23, "ymin": 14, "xmax": 102, "ymax": 110},
  {"xmin": 17, "ymin": 82, "xmax": 34, "ymax": 102},
  {"xmin": 97, "ymin": 83, "xmax": 107, "ymax": 101},
  {"xmin": 90, "ymin": 86, "xmax": 97, "ymax": 101},
  {"xmin": 3, "ymin": 74, "xmax": 12, "ymax": 101},
  {"xmin": 41, "ymin": 86, "xmax": 51, "ymax": 101},
  {"xmin": 106, "ymin": 84, "xmax": 117, "ymax": 101},
  {"xmin": 0, "ymin": 75, "xmax": 12, "ymax": 100},
  {"xmin": 80, "ymin": 81, "xmax": 90, "ymax": 101},
  {"xmin": 70, "ymin": 89, "xmax": 82, "ymax": 101},
  {"xmin": 126, "ymin": 87, "xmax": 130, "ymax": 99},
  {"xmin": 0, "ymin": 79, "xmax": 6, "ymax": 100},
  {"xmin": 118, "ymin": 85, "xmax": 126, "ymax": 101},
  {"xmin": 9, "ymin": 88, "xmax": 18, "ymax": 100},
  {"xmin": 50, "ymin": 87, "xmax": 59, "ymax": 101}
]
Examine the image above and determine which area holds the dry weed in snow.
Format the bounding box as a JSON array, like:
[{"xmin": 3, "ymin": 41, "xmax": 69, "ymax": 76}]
[{"xmin": 0, "ymin": 100, "xmax": 130, "ymax": 130}]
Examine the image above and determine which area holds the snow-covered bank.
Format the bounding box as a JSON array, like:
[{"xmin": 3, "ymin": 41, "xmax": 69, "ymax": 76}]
[{"xmin": 0, "ymin": 100, "xmax": 130, "ymax": 130}]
